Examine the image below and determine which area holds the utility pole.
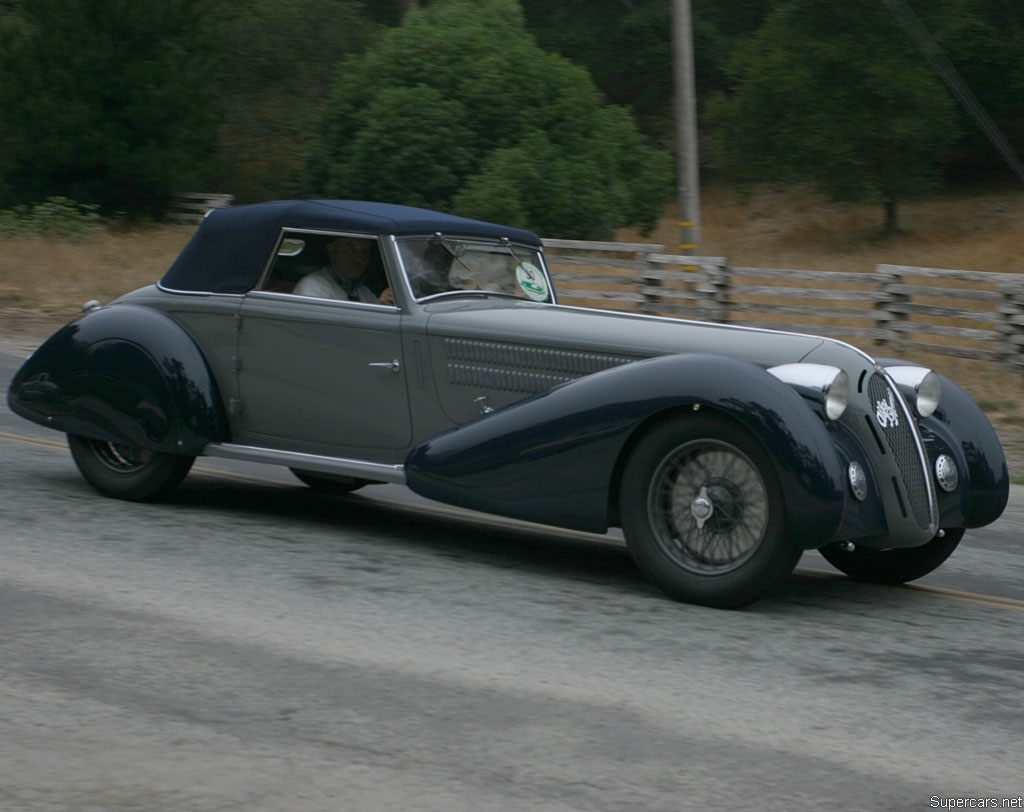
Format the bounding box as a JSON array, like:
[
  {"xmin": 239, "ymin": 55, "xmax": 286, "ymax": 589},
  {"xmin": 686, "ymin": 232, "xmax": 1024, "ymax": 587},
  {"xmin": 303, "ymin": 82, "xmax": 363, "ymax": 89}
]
[{"xmin": 671, "ymin": 0, "xmax": 700, "ymax": 256}]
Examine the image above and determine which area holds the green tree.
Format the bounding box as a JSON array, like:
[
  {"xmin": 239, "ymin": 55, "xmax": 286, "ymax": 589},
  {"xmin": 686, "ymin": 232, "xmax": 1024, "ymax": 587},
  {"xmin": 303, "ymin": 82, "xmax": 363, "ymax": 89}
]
[
  {"xmin": 307, "ymin": 0, "xmax": 671, "ymax": 239},
  {"xmin": 711, "ymin": 0, "xmax": 960, "ymax": 234},
  {"xmin": 518, "ymin": 0, "xmax": 771, "ymax": 139},
  {"xmin": 209, "ymin": 0, "xmax": 378, "ymax": 202},
  {"xmin": 927, "ymin": 0, "xmax": 1024, "ymax": 177},
  {"xmin": 0, "ymin": 0, "xmax": 219, "ymax": 216}
]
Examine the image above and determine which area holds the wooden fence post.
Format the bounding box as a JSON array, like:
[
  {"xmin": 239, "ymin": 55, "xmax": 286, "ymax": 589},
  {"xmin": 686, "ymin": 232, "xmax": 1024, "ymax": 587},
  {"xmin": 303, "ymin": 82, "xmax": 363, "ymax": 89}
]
[
  {"xmin": 699, "ymin": 260, "xmax": 731, "ymax": 323},
  {"xmin": 638, "ymin": 252, "xmax": 663, "ymax": 316},
  {"xmin": 875, "ymin": 264, "xmax": 907, "ymax": 351},
  {"xmin": 999, "ymin": 277, "xmax": 1024, "ymax": 369}
]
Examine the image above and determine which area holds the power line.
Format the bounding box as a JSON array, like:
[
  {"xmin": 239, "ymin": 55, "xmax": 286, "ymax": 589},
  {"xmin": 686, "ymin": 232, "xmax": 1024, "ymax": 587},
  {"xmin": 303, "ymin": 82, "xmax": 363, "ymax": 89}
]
[{"xmin": 880, "ymin": 0, "xmax": 1024, "ymax": 185}]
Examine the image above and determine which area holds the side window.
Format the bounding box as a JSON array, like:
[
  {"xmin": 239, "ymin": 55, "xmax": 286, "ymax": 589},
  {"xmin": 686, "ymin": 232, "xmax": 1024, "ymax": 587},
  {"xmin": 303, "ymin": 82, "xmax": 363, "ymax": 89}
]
[{"xmin": 260, "ymin": 233, "xmax": 392, "ymax": 305}]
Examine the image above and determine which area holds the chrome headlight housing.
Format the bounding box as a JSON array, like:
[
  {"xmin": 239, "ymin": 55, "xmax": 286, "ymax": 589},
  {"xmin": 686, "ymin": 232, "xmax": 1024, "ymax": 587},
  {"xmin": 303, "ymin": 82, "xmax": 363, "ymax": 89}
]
[
  {"xmin": 884, "ymin": 365, "xmax": 942, "ymax": 418},
  {"xmin": 768, "ymin": 363, "xmax": 850, "ymax": 421}
]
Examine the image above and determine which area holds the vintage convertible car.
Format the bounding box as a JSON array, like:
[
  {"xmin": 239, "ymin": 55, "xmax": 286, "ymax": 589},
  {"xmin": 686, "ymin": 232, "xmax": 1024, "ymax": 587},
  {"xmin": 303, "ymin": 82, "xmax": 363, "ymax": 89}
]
[{"xmin": 8, "ymin": 200, "xmax": 1009, "ymax": 607}]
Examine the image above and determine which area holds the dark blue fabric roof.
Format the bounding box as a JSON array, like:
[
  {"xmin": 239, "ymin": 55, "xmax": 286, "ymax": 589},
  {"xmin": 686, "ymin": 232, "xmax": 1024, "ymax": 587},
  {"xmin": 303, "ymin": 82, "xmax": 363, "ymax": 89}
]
[{"xmin": 160, "ymin": 200, "xmax": 543, "ymax": 294}]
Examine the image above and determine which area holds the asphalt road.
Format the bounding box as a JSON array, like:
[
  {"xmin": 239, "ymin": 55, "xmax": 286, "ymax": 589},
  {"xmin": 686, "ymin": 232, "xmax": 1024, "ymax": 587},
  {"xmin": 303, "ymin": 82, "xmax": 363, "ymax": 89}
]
[{"xmin": 2, "ymin": 347, "xmax": 1023, "ymax": 812}]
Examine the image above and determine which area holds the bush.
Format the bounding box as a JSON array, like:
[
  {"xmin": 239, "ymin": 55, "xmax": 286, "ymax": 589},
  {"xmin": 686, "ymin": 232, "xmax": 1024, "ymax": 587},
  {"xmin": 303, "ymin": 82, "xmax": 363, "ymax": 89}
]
[{"xmin": 0, "ymin": 197, "xmax": 104, "ymax": 241}]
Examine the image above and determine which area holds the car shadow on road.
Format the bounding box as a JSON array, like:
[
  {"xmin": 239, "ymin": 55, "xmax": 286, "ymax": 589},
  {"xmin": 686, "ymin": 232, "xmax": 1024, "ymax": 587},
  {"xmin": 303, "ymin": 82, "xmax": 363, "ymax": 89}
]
[
  {"xmin": 35, "ymin": 465, "xmax": 895, "ymax": 612},
  {"xmin": 166, "ymin": 472, "xmax": 901, "ymax": 612},
  {"xmin": 176, "ymin": 473, "xmax": 659, "ymax": 589}
]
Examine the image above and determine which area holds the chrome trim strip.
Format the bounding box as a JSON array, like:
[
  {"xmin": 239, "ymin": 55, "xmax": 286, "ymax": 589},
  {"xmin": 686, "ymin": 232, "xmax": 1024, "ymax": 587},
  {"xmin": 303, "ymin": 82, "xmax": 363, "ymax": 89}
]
[
  {"xmin": 202, "ymin": 443, "xmax": 406, "ymax": 484},
  {"xmin": 154, "ymin": 284, "xmax": 245, "ymax": 298}
]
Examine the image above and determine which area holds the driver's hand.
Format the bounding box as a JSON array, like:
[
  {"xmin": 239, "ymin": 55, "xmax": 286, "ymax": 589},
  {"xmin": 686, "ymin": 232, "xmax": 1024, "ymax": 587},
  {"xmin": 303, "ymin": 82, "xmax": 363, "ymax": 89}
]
[{"xmin": 377, "ymin": 287, "xmax": 394, "ymax": 305}]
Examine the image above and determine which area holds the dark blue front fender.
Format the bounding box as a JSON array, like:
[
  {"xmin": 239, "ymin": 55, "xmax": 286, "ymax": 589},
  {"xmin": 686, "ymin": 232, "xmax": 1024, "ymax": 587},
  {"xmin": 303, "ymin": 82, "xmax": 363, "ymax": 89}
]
[
  {"xmin": 875, "ymin": 359, "xmax": 1009, "ymax": 529},
  {"xmin": 406, "ymin": 354, "xmax": 846, "ymax": 540},
  {"xmin": 7, "ymin": 304, "xmax": 228, "ymax": 454},
  {"xmin": 918, "ymin": 375, "xmax": 1009, "ymax": 529}
]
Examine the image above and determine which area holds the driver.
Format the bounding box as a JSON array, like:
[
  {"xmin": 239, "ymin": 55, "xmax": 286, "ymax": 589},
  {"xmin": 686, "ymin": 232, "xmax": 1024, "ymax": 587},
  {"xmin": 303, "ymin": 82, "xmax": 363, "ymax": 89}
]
[{"xmin": 295, "ymin": 237, "xmax": 393, "ymax": 304}]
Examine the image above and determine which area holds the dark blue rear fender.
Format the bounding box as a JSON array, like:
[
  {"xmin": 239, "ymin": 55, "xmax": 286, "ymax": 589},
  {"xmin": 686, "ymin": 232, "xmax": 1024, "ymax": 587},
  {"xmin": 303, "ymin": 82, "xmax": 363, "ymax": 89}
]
[
  {"xmin": 406, "ymin": 354, "xmax": 846, "ymax": 539},
  {"xmin": 7, "ymin": 305, "xmax": 228, "ymax": 454}
]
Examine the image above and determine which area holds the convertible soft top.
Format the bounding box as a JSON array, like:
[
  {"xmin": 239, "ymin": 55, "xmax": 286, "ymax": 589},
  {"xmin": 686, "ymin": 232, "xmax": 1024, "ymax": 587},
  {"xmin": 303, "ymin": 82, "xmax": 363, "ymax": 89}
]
[{"xmin": 160, "ymin": 200, "xmax": 544, "ymax": 294}]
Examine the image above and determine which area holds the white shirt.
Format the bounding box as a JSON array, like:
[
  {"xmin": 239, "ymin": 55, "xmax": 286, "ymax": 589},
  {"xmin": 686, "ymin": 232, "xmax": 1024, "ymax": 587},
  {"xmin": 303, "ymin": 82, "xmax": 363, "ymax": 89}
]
[{"xmin": 293, "ymin": 267, "xmax": 379, "ymax": 303}]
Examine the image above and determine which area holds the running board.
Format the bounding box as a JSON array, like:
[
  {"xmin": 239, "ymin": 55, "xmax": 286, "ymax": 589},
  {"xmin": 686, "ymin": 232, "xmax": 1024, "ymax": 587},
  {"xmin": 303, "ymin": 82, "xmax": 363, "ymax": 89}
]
[{"xmin": 203, "ymin": 443, "xmax": 407, "ymax": 484}]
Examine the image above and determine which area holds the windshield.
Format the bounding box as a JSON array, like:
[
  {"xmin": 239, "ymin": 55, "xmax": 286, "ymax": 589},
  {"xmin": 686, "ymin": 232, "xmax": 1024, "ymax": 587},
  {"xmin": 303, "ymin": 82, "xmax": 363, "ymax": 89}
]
[{"xmin": 396, "ymin": 236, "xmax": 553, "ymax": 303}]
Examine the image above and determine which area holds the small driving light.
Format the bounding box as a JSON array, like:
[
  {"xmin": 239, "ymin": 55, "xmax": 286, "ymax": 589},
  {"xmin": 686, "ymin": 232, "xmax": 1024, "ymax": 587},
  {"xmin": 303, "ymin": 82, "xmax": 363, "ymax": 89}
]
[
  {"xmin": 935, "ymin": 455, "xmax": 959, "ymax": 492},
  {"xmin": 848, "ymin": 461, "xmax": 868, "ymax": 501}
]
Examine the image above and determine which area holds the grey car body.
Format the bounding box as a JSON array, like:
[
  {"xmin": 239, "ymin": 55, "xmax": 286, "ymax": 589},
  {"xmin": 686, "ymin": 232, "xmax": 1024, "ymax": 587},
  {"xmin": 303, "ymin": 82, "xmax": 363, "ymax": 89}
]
[{"xmin": 9, "ymin": 200, "xmax": 1010, "ymax": 607}]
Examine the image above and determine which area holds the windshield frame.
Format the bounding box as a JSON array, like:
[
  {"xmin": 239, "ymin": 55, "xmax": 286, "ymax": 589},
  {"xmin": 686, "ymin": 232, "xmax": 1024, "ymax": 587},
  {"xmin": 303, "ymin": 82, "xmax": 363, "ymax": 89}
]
[{"xmin": 392, "ymin": 234, "xmax": 556, "ymax": 305}]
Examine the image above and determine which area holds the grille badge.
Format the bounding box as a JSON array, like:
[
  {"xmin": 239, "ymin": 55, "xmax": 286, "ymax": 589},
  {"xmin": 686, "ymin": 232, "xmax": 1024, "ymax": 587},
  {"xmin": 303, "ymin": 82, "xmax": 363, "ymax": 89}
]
[{"xmin": 875, "ymin": 391, "xmax": 900, "ymax": 429}]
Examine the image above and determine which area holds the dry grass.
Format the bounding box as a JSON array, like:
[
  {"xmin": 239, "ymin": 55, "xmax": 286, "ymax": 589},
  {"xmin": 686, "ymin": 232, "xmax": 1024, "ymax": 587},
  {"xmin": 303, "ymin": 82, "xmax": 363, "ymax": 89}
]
[
  {"xmin": 621, "ymin": 183, "xmax": 1024, "ymax": 273},
  {"xmin": 1, "ymin": 185, "xmax": 1022, "ymax": 480},
  {"xmin": 0, "ymin": 224, "xmax": 195, "ymax": 322}
]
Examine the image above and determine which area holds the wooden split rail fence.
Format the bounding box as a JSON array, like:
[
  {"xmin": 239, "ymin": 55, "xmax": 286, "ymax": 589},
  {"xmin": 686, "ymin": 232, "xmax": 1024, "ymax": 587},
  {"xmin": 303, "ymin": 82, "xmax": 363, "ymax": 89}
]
[{"xmin": 543, "ymin": 239, "xmax": 1024, "ymax": 369}]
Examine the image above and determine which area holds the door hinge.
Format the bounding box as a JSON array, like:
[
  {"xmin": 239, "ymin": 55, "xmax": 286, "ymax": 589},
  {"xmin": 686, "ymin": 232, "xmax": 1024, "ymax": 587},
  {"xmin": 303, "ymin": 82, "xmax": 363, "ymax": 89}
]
[
  {"xmin": 232, "ymin": 356, "xmax": 242, "ymax": 372},
  {"xmin": 229, "ymin": 398, "xmax": 243, "ymax": 415}
]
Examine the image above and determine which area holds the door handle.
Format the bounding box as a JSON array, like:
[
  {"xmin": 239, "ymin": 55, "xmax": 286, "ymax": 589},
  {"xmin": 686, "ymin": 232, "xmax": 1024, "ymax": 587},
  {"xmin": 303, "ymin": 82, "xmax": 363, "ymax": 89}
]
[{"xmin": 369, "ymin": 359, "xmax": 401, "ymax": 373}]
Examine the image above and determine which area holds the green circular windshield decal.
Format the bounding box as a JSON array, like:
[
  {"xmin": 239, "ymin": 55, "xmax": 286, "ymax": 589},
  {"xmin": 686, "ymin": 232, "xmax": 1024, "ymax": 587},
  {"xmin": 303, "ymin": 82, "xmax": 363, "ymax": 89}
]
[{"xmin": 516, "ymin": 262, "xmax": 548, "ymax": 301}]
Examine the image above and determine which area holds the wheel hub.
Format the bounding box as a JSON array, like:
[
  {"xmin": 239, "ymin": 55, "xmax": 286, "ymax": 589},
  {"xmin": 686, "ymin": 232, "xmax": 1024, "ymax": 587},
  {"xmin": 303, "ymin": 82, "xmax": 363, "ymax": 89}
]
[
  {"xmin": 655, "ymin": 444, "xmax": 770, "ymax": 573},
  {"xmin": 689, "ymin": 486, "xmax": 714, "ymax": 528},
  {"xmin": 687, "ymin": 481, "xmax": 742, "ymax": 532}
]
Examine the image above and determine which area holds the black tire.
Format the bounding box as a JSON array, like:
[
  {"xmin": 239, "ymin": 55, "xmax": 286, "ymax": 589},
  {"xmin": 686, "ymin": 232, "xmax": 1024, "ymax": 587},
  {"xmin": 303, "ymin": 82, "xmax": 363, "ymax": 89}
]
[
  {"xmin": 67, "ymin": 434, "xmax": 194, "ymax": 502},
  {"xmin": 290, "ymin": 468, "xmax": 369, "ymax": 494},
  {"xmin": 819, "ymin": 527, "xmax": 965, "ymax": 585},
  {"xmin": 619, "ymin": 415, "xmax": 799, "ymax": 608}
]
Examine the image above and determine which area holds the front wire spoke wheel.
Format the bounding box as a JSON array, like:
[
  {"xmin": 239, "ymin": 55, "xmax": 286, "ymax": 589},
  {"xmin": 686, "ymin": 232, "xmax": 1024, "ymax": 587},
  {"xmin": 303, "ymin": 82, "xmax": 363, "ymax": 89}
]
[
  {"xmin": 655, "ymin": 444, "xmax": 769, "ymax": 574},
  {"xmin": 620, "ymin": 415, "xmax": 798, "ymax": 608}
]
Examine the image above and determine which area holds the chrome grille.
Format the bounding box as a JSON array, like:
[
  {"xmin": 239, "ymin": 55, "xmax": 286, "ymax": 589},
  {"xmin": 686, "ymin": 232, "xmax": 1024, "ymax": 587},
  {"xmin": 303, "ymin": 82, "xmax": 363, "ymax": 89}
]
[
  {"xmin": 867, "ymin": 373, "xmax": 933, "ymax": 530},
  {"xmin": 444, "ymin": 338, "xmax": 632, "ymax": 395}
]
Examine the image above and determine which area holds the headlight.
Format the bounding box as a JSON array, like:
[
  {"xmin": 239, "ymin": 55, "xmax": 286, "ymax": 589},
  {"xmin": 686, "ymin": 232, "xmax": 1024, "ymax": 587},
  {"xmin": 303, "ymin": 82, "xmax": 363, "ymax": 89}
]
[
  {"xmin": 885, "ymin": 366, "xmax": 941, "ymax": 418},
  {"xmin": 768, "ymin": 363, "xmax": 850, "ymax": 421}
]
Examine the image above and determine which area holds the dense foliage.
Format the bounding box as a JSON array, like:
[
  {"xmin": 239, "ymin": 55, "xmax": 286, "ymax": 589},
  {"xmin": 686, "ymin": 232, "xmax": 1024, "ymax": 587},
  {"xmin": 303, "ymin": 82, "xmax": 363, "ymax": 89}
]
[
  {"xmin": 521, "ymin": 0, "xmax": 1024, "ymax": 231},
  {"xmin": 710, "ymin": 0, "xmax": 959, "ymax": 232},
  {"xmin": 208, "ymin": 0, "xmax": 378, "ymax": 202},
  {"xmin": 1, "ymin": 0, "xmax": 1022, "ymax": 232},
  {"xmin": 306, "ymin": 0, "xmax": 671, "ymax": 239},
  {"xmin": 0, "ymin": 0, "xmax": 219, "ymax": 216}
]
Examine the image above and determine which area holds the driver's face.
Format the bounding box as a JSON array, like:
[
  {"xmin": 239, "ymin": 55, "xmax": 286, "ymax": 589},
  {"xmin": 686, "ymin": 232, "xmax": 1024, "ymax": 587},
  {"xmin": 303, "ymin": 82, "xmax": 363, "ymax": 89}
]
[{"xmin": 328, "ymin": 239, "xmax": 372, "ymax": 277}]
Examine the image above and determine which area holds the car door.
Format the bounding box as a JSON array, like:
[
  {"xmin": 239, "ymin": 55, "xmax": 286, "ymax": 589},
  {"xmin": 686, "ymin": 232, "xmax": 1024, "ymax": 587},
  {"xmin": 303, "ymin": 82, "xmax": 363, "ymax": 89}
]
[{"xmin": 232, "ymin": 234, "xmax": 412, "ymax": 454}]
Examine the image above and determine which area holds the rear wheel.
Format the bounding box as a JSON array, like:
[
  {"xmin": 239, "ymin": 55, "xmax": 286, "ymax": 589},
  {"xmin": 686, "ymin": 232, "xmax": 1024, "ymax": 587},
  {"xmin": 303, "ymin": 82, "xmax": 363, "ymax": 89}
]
[
  {"xmin": 290, "ymin": 468, "xmax": 369, "ymax": 494},
  {"xmin": 619, "ymin": 416, "xmax": 799, "ymax": 608},
  {"xmin": 67, "ymin": 434, "xmax": 194, "ymax": 501},
  {"xmin": 819, "ymin": 528, "xmax": 965, "ymax": 584}
]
